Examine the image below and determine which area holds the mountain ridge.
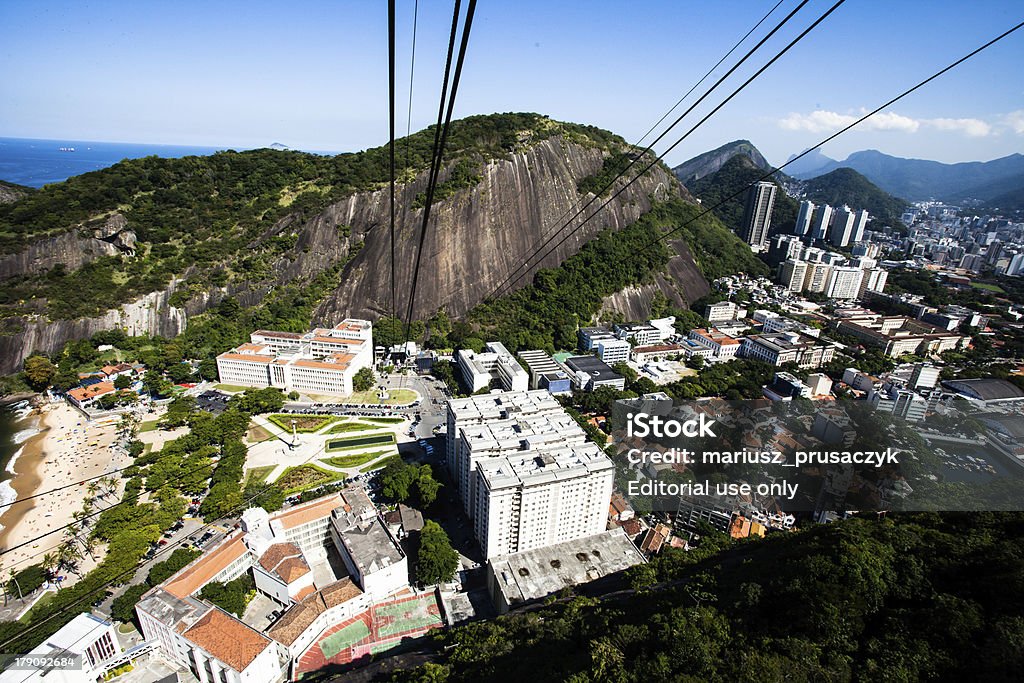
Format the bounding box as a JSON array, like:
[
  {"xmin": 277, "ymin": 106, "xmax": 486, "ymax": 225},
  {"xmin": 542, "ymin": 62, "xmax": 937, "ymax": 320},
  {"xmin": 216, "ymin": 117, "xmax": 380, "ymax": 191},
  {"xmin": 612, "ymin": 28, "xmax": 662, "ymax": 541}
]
[
  {"xmin": 793, "ymin": 148, "xmax": 1024, "ymax": 203},
  {"xmin": 0, "ymin": 113, "xmax": 721, "ymax": 374}
]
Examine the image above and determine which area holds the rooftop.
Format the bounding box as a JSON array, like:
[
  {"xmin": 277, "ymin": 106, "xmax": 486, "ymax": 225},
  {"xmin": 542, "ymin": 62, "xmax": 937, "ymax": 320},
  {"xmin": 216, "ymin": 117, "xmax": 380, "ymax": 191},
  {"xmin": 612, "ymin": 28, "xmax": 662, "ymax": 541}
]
[
  {"xmin": 164, "ymin": 535, "xmax": 249, "ymax": 600},
  {"xmin": 488, "ymin": 529, "xmax": 645, "ymax": 609},
  {"xmin": 332, "ymin": 511, "xmax": 405, "ymax": 576},
  {"xmin": 182, "ymin": 607, "xmax": 273, "ymax": 673},
  {"xmin": 943, "ymin": 378, "xmax": 1024, "ymax": 402},
  {"xmin": 258, "ymin": 543, "xmax": 310, "ymax": 584},
  {"xmin": 267, "ymin": 578, "xmax": 363, "ymax": 647},
  {"xmin": 564, "ymin": 355, "xmax": 623, "ymax": 383}
]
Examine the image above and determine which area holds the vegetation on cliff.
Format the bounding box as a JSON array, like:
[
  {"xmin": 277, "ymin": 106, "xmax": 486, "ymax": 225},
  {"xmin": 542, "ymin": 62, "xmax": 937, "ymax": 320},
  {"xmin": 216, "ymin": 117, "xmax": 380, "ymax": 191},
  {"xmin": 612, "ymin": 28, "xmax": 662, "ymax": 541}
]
[{"xmin": 0, "ymin": 113, "xmax": 625, "ymax": 322}]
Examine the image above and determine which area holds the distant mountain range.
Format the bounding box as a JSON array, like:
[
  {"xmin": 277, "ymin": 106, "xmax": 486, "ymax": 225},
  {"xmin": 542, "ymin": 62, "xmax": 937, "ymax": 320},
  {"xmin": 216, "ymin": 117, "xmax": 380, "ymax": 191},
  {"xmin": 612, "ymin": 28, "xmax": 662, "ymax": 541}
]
[
  {"xmin": 790, "ymin": 149, "xmax": 1024, "ymax": 207},
  {"xmin": 674, "ymin": 140, "xmax": 909, "ymax": 230}
]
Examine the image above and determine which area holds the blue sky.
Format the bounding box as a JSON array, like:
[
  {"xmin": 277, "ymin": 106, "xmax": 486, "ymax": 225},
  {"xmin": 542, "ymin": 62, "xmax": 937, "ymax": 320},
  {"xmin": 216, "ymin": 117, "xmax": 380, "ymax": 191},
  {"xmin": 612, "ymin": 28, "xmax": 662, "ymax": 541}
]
[{"xmin": 1, "ymin": 0, "xmax": 1022, "ymax": 165}]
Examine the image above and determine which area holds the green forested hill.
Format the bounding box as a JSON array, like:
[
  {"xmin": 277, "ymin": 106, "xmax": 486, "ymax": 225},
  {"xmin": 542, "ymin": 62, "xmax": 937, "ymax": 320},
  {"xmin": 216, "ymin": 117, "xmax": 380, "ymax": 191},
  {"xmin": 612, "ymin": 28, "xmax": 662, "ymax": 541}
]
[
  {"xmin": 0, "ymin": 114, "xmax": 625, "ymax": 322},
  {"xmin": 686, "ymin": 154, "xmax": 799, "ymax": 235},
  {"xmin": 388, "ymin": 513, "xmax": 1024, "ymax": 683},
  {"xmin": 803, "ymin": 167, "xmax": 909, "ymax": 226}
]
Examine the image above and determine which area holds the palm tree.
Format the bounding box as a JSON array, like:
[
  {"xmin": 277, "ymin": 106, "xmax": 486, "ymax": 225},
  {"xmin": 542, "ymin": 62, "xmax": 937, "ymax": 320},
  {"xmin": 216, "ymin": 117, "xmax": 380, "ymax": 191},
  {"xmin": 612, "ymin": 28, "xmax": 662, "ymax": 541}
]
[
  {"xmin": 86, "ymin": 480, "xmax": 100, "ymax": 503},
  {"xmin": 41, "ymin": 552, "xmax": 58, "ymax": 588}
]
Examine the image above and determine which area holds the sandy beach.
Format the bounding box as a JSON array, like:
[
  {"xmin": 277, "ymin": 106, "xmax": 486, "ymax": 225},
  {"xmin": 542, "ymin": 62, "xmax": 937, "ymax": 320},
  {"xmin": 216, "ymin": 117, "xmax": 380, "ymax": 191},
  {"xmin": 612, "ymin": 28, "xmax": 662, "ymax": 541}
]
[{"xmin": 0, "ymin": 403, "xmax": 128, "ymax": 582}]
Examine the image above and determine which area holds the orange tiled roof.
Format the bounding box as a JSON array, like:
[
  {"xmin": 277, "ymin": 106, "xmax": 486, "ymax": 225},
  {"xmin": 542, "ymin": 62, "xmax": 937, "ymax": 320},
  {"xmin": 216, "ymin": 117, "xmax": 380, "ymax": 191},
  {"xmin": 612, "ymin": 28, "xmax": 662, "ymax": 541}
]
[
  {"xmin": 311, "ymin": 336, "xmax": 364, "ymax": 345},
  {"xmin": 183, "ymin": 608, "xmax": 271, "ymax": 672},
  {"xmin": 267, "ymin": 578, "xmax": 363, "ymax": 646},
  {"xmin": 68, "ymin": 382, "xmax": 115, "ymax": 402},
  {"xmin": 258, "ymin": 543, "xmax": 310, "ymax": 583},
  {"xmin": 100, "ymin": 365, "xmax": 119, "ymax": 376},
  {"xmin": 164, "ymin": 536, "xmax": 248, "ymax": 599},
  {"xmin": 271, "ymin": 494, "xmax": 341, "ymax": 530},
  {"xmin": 218, "ymin": 353, "xmax": 273, "ymax": 364}
]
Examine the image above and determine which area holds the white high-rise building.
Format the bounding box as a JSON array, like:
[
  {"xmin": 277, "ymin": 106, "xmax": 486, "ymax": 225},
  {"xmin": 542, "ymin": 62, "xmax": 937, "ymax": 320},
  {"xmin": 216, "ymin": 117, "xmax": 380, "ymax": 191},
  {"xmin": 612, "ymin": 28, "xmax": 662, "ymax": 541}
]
[
  {"xmin": 852, "ymin": 209, "xmax": 869, "ymax": 242},
  {"xmin": 474, "ymin": 445, "xmax": 614, "ymax": 558},
  {"xmin": 826, "ymin": 266, "xmax": 865, "ymax": 299},
  {"xmin": 803, "ymin": 262, "xmax": 832, "ymax": 293},
  {"xmin": 780, "ymin": 259, "xmax": 809, "ymax": 292},
  {"xmin": 859, "ymin": 268, "xmax": 888, "ymax": 297},
  {"xmin": 795, "ymin": 200, "xmax": 815, "ymax": 236},
  {"xmin": 445, "ymin": 390, "xmax": 614, "ymax": 558},
  {"xmin": 830, "ymin": 206, "xmax": 856, "ymax": 247},
  {"xmin": 741, "ymin": 181, "xmax": 777, "ymax": 249},
  {"xmin": 811, "ymin": 204, "xmax": 834, "ymax": 241}
]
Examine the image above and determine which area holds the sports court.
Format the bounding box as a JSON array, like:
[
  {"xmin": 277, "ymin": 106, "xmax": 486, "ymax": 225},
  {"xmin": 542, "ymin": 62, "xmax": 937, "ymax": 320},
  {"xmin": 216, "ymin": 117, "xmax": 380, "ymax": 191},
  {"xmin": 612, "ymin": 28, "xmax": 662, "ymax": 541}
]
[{"xmin": 295, "ymin": 592, "xmax": 445, "ymax": 677}]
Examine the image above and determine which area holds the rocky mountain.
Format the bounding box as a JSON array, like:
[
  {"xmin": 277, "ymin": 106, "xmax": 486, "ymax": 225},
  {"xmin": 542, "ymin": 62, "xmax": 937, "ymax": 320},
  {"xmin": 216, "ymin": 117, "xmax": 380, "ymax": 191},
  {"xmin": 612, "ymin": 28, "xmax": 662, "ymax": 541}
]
[
  {"xmin": 793, "ymin": 149, "xmax": 1024, "ymax": 202},
  {"xmin": 0, "ymin": 113, "xmax": 717, "ymax": 374},
  {"xmin": 672, "ymin": 140, "xmax": 771, "ymax": 184},
  {"xmin": 0, "ymin": 180, "xmax": 32, "ymax": 204},
  {"xmin": 802, "ymin": 167, "xmax": 909, "ymax": 227}
]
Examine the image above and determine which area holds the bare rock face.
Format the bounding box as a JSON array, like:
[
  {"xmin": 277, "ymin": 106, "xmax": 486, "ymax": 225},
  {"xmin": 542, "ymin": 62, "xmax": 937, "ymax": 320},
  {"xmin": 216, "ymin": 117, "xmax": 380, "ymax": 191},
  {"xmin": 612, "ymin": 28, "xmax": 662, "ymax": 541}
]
[
  {"xmin": 0, "ymin": 135, "xmax": 710, "ymax": 374},
  {"xmin": 311, "ymin": 135, "xmax": 705, "ymax": 323}
]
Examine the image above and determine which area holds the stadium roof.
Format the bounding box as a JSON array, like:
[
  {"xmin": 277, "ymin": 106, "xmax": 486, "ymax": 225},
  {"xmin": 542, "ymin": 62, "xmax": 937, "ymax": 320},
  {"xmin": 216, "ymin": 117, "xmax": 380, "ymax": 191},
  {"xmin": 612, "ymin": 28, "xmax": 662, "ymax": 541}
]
[{"xmin": 941, "ymin": 378, "xmax": 1024, "ymax": 402}]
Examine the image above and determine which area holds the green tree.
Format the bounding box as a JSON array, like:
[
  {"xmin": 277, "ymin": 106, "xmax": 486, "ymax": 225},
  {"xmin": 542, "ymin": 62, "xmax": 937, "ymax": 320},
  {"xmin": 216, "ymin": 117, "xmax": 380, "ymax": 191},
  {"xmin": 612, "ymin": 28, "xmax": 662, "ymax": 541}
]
[
  {"xmin": 416, "ymin": 520, "xmax": 459, "ymax": 586},
  {"xmin": 353, "ymin": 367, "xmax": 376, "ymax": 393},
  {"xmin": 23, "ymin": 356, "xmax": 57, "ymax": 390},
  {"xmin": 110, "ymin": 583, "xmax": 149, "ymax": 625},
  {"xmin": 113, "ymin": 374, "xmax": 132, "ymax": 390}
]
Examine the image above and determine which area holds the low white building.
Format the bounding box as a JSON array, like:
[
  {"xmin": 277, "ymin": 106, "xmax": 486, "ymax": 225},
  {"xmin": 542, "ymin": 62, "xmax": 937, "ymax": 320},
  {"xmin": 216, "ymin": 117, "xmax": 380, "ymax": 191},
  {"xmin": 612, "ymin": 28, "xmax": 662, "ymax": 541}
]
[
  {"xmin": 0, "ymin": 613, "xmax": 121, "ymax": 683},
  {"xmin": 216, "ymin": 320, "xmax": 373, "ymax": 396},
  {"xmin": 457, "ymin": 342, "xmax": 529, "ymax": 393}
]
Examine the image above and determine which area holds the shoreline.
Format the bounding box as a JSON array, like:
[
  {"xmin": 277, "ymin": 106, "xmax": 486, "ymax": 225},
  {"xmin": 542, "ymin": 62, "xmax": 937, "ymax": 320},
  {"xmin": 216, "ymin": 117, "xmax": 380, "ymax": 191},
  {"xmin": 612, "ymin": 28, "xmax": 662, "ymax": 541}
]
[{"xmin": 0, "ymin": 403, "xmax": 125, "ymax": 579}]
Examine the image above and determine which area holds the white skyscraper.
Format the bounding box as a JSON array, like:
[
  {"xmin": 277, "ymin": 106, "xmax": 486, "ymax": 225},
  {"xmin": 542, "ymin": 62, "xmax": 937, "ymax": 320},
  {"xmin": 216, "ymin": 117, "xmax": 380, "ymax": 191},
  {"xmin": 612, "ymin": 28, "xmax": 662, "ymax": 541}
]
[
  {"xmin": 741, "ymin": 181, "xmax": 777, "ymax": 249},
  {"xmin": 826, "ymin": 266, "xmax": 864, "ymax": 299},
  {"xmin": 852, "ymin": 209, "xmax": 869, "ymax": 242},
  {"xmin": 795, "ymin": 200, "xmax": 815, "ymax": 236},
  {"xmin": 811, "ymin": 204, "xmax": 834, "ymax": 241},
  {"xmin": 830, "ymin": 206, "xmax": 856, "ymax": 247},
  {"xmin": 780, "ymin": 259, "xmax": 809, "ymax": 292},
  {"xmin": 445, "ymin": 390, "xmax": 614, "ymax": 558}
]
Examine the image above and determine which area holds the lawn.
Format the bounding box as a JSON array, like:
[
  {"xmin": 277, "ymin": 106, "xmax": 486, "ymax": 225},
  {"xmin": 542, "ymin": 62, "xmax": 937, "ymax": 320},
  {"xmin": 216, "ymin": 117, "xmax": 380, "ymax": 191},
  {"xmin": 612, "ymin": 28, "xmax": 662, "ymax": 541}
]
[
  {"xmin": 324, "ymin": 421, "xmax": 378, "ymax": 434},
  {"xmin": 322, "ymin": 449, "xmax": 395, "ymax": 469},
  {"xmin": 267, "ymin": 414, "xmax": 337, "ymax": 433},
  {"xmin": 214, "ymin": 384, "xmax": 251, "ymax": 393},
  {"xmin": 246, "ymin": 424, "xmax": 274, "ymax": 443},
  {"xmin": 364, "ymin": 416, "xmax": 406, "ymax": 424},
  {"xmin": 138, "ymin": 420, "xmax": 160, "ymax": 433},
  {"xmin": 275, "ymin": 464, "xmax": 346, "ymax": 494},
  {"xmin": 970, "ymin": 281, "xmax": 1006, "ymax": 293},
  {"xmin": 344, "ymin": 388, "xmax": 418, "ymax": 406},
  {"xmin": 246, "ymin": 465, "xmax": 277, "ymax": 485},
  {"xmin": 325, "ymin": 433, "xmax": 396, "ymax": 453}
]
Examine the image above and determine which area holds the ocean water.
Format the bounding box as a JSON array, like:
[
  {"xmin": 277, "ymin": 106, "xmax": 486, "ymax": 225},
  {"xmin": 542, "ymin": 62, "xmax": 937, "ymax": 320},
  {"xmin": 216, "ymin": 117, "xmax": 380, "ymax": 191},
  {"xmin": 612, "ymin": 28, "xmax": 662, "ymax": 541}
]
[
  {"xmin": 0, "ymin": 137, "xmax": 226, "ymax": 188},
  {"xmin": 0, "ymin": 403, "xmax": 36, "ymax": 532}
]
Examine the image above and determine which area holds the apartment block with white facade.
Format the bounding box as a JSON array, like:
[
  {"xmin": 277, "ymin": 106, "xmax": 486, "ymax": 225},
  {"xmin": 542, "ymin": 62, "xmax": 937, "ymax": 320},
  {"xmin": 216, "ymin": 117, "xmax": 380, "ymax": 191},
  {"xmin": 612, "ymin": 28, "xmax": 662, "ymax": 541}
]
[{"xmin": 473, "ymin": 444, "xmax": 614, "ymax": 558}]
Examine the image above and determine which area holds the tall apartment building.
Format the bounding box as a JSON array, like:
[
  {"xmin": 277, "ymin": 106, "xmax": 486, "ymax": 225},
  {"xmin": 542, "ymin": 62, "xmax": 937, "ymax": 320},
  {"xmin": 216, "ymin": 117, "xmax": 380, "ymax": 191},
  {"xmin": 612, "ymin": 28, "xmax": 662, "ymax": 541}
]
[
  {"xmin": 741, "ymin": 181, "xmax": 777, "ymax": 249},
  {"xmin": 216, "ymin": 319, "xmax": 373, "ymax": 396},
  {"xmin": 474, "ymin": 444, "xmax": 614, "ymax": 558},
  {"xmin": 826, "ymin": 266, "xmax": 864, "ymax": 299},
  {"xmin": 830, "ymin": 206, "xmax": 856, "ymax": 247},
  {"xmin": 445, "ymin": 390, "xmax": 613, "ymax": 558},
  {"xmin": 852, "ymin": 209, "xmax": 869, "ymax": 242},
  {"xmin": 457, "ymin": 342, "xmax": 530, "ymax": 393},
  {"xmin": 859, "ymin": 268, "xmax": 888, "ymax": 297},
  {"xmin": 795, "ymin": 199, "xmax": 815, "ymax": 236},
  {"xmin": 780, "ymin": 259, "xmax": 809, "ymax": 292},
  {"xmin": 811, "ymin": 203, "xmax": 834, "ymax": 241},
  {"xmin": 803, "ymin": 262, "xmax": 833, "ymax": 293}
]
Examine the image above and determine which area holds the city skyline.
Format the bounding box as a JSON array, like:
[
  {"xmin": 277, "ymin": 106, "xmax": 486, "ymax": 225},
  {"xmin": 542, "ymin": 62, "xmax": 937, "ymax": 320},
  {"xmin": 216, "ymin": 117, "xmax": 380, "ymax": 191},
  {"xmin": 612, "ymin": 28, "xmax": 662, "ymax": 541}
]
[{"xmin": 1, "ymin": 1, "xmax": 1022, "ymax": 166}]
